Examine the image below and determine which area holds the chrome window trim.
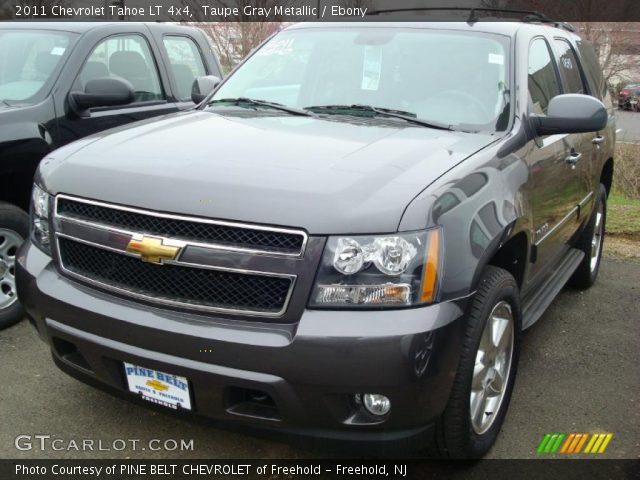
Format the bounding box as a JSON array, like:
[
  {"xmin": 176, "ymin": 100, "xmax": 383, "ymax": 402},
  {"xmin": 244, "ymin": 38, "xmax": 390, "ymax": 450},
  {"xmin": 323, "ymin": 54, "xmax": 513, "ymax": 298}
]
[
  {"xmin": 54, "ymin": 194, "xmax": 308, "ymax": 258},
  {"xmin": 55, "ymin": 233, "xmax": 297, "ymax": 318}
]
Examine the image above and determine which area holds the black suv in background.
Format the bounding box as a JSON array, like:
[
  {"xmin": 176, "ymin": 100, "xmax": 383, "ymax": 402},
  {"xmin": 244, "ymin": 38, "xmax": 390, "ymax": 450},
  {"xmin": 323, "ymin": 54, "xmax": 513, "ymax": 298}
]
[
  {"xmin": 0, "ymin": 22, "xmax": 222, "ymax": 328},
  {"xmin": 18, "ymin": 19, "xmax": 615, "ymax": 458}
]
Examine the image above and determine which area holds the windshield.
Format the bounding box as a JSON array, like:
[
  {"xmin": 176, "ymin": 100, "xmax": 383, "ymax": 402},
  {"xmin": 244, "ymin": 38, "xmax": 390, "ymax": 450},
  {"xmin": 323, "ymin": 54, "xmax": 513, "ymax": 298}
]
[
  {"xmin": 0, "ymin": 30, "xmax": 74, "ymax": 103},
  {"xmin": 211, "ymin": 27, "xmax": 511, "ymax": 132}
]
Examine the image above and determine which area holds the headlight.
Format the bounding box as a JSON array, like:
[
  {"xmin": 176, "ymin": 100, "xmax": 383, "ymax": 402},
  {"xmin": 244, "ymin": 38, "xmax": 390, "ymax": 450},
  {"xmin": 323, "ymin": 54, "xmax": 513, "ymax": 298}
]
[
  {"xmin": 30, "ymin": 184, "xmax": 53, "ymax": 255},
  {"xmin": 309, "ymin": 228, "xmax": 442, "ymax": 308}
]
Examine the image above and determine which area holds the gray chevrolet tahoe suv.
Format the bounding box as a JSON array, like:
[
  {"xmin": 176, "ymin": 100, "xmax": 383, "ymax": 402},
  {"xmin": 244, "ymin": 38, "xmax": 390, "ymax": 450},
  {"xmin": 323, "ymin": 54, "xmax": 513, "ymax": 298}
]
[{"xmin": 17, "ymin": 21, "xmax": 615, "ymax": 458}]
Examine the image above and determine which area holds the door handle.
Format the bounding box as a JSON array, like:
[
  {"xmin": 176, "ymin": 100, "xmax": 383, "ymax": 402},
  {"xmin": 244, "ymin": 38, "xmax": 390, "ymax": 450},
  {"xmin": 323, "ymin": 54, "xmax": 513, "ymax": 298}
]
[
  {"xmin": 592, "ymin": 135, "xmax": 605, "ymax": 145},
  {"xmin": 565, "ymin": 150, "xmax": 582, "ymax": 168}
]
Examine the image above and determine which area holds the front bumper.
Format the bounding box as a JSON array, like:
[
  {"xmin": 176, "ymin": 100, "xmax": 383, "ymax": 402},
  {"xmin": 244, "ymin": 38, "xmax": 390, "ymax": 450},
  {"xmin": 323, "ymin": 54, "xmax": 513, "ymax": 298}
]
[{"xmin": 17, "ymin": 241, "xmax": 469, "ymax": 445}]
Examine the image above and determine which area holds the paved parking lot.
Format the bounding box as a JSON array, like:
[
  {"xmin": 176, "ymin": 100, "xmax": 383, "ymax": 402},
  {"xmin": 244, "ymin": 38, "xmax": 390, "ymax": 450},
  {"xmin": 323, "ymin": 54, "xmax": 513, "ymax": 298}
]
[
  {"xmin": 616, "ymin": 109, "xmax": 640, "ymax": 143},
  {"xmin": 0, "ymin": 256, "xmax": 638, "ymax": 460}
]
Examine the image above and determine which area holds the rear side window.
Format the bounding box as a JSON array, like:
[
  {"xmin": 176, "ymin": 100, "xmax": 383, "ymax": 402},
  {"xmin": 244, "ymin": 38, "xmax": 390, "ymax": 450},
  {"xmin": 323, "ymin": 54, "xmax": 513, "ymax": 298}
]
[
  {"xmin": 163, "ymin": 36, "xmax": 207, "ymax": 101},
  {"xmin": 575, "ymin": 39, "xmax": 607, "ymax": 99},
  {"xmin": 528, "ymin": 38, "xmax": 561, "ymax": 114},
  {"xmin": 554, "ymin": 38, "xmax": 586, "ymax": 94},
  {"xmin": 79, "ymin": 34, "xmax": 164, "ymax": 103}
]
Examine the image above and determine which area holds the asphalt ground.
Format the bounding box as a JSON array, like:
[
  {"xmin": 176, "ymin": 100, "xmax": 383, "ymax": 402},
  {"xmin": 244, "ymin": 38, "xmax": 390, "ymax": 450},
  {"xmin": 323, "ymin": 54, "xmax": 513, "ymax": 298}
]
[
  {"xmin": 616, "ymin": 109, "xmax": 640, "ymax": 144},
  {"xmin": 0, "ymin": 254, "xmax": 638, "ymax": 460}
]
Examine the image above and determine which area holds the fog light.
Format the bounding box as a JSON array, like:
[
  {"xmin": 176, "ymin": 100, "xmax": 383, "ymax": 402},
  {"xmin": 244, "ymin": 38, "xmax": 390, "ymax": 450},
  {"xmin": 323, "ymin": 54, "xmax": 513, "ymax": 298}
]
[{"xmin": 362, "ymin": 393, "xmax": 391, "ymax": 416}]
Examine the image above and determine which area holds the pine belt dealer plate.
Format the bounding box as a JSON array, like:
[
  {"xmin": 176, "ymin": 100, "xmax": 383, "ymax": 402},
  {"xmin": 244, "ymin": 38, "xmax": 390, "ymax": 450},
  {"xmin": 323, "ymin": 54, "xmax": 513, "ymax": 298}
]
[{"xmin": 124, "ymin": 362, "xmax": 192, "ymax": 410}]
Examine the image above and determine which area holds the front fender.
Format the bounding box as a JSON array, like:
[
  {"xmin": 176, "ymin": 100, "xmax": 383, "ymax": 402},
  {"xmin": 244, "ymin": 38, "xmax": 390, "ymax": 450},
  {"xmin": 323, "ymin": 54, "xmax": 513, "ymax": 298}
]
[{"xmin": 400, "ymin": 146, "xmax": 532, "ymax": 301}]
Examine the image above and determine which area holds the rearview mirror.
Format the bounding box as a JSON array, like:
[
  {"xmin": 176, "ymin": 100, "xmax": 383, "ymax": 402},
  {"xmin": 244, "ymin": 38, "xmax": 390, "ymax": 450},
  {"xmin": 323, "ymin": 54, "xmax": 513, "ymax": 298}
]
[
  {"xmin": 191, "ymin": 75, "xmax": 221, "ymax": 104},
  {"xmin": 533, "ymin": 94, "xmax": 607, "ymax": 136},
  {"xmin": 69, "ymin": 77, "xmax": 135, "ymax": 118}
]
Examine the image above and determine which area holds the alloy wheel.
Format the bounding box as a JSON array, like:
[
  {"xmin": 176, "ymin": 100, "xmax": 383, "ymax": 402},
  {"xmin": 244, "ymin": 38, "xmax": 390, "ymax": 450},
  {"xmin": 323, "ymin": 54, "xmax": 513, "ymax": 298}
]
[
  {"xmin": 470, "ymin": 300, "xmax": 514, "ymax": 435},
  {"xmin": 590, "ymin": 203, "xmax": 605, "ymax": 273},
  {"xmin": 0, "ymin": 228, "xmax": 23, "ymax": 310}
]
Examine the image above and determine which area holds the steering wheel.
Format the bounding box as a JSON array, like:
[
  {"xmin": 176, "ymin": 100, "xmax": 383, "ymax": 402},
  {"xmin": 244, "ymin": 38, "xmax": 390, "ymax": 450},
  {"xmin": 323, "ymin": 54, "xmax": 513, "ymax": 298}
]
[{"xmin": 435, "ymin": 89, "xmax": 492, "ymax": 123}]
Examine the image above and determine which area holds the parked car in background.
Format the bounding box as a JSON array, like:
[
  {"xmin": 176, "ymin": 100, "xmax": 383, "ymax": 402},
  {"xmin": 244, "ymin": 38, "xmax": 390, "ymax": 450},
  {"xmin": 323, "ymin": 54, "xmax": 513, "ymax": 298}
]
[
  {"xmin": 618, "ymin": 84, "xmax": 640, "ymax": 110},
  {"xmin": 0, "ymin": 22, "xmax": 222, "ymax": 329},
  {"xmin": 18, "ymin": 19, "xmax": 615, "ymax": 458}
]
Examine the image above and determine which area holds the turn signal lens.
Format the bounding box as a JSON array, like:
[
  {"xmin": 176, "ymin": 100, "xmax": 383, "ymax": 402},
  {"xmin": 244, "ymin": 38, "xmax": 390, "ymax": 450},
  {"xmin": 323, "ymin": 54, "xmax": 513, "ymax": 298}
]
[{"xmin": 421, "ymin": 229, "xmax": 441, "ymax": 302}]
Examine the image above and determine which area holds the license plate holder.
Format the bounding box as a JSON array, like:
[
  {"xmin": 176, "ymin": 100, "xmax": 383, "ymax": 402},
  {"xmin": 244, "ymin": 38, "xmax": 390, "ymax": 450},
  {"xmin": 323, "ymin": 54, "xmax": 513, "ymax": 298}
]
[{"xmin": 124, "ymin": 362, "xmax": 192, "ymax": 410}]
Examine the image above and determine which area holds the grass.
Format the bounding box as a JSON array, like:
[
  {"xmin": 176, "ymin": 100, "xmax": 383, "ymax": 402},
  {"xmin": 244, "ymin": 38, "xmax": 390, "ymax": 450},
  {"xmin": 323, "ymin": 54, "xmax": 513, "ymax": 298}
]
[{"xmin": 607, "ymin": 193, "xmax": 640, "ymax": 237}]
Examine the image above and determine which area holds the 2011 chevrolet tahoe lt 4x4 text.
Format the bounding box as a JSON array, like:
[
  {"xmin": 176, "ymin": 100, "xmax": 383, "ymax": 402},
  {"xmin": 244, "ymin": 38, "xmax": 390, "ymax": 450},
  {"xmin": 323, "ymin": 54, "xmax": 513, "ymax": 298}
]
[{"xmin": 17, "ymin": 20, "xmax": 615, "ymax": 458}]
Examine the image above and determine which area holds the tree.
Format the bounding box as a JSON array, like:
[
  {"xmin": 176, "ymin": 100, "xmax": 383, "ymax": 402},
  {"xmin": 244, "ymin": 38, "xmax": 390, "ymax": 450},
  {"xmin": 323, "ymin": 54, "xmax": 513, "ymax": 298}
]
[
  {"xmin": 193, "ymin": 22, "xmax": 283, "ymax": 73},
  {"xmin": 180, "ymin": 0, "xmax": 294, "ymax": 73},
  {"xmin": 574, "ymin": 23, "xmax": 640, "ymax": 85}
]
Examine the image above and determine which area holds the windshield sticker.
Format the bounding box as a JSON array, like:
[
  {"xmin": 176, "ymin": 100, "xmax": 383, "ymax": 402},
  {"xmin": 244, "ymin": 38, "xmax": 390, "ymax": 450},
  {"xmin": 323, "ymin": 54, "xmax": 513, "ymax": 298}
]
[
  {"xmin": 50, "ymin": 47, "xmax": 66, "ymax": 56},
  {"xmin": 361, "ymin": 46, "xmax": 383, "ymax": 91},
  {"xmin": 488, "ymin": 53, "xmax": 504, "ymax": 65},
  {"xmin": 258, "ymin": 38, "xmax": 295, "ymax": 57}
]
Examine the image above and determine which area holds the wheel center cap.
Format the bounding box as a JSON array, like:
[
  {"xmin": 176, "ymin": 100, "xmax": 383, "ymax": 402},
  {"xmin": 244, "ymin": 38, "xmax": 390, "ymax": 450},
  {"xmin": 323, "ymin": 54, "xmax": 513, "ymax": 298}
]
[{"xmin": 0, "ymin": 259, "xmax": 7, "ymax": 278}]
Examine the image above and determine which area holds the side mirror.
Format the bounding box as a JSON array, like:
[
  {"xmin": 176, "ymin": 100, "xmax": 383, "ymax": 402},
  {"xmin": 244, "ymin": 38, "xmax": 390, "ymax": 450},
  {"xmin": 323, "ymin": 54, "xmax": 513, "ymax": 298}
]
[
  {"xmin": 69, "ymin": 77, "xmax": 135, "ymax": 118},
  {"xmin": 533, "ymin": 94, "xmax": 608, "ymax": 136},
  {"xmin": 191, "ymin": 75, "xmax": 221, "ymax": 104}
]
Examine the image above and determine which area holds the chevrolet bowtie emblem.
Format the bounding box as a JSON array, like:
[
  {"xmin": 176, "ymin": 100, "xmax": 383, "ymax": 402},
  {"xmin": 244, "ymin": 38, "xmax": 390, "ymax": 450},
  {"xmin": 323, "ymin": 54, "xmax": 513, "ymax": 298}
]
[
  {"xmin": 146, "ymin": 379, "xmax": 169, "ymax": 391},
  {"xmin": 126, "ymin": 236, "xmax": 181, "ymax": 264}
]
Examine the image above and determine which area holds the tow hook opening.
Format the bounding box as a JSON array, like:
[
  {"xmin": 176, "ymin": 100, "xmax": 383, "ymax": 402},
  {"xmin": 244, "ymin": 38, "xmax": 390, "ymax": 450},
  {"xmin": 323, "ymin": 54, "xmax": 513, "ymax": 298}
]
[{"xmin": 225, "ymin": 387, "xmax": 281, "ymax": 422}]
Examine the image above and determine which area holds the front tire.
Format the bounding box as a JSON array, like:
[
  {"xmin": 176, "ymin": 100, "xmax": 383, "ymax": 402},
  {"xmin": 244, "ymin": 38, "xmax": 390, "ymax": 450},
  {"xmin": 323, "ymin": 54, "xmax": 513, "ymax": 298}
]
[
  {"xmin": 0, "ymin": 202, "xmax": 29, "ymax": 330},
  {"xmin": 431, "ymin": 266, "xmax": 522, "ymax": 458}
]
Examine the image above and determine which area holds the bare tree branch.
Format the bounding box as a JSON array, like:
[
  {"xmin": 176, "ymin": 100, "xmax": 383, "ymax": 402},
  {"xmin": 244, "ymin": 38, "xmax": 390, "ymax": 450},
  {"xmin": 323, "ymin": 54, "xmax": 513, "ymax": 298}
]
[{"xmin": 191, "ymin": 22, "xmax": 283, "ymax": 73}]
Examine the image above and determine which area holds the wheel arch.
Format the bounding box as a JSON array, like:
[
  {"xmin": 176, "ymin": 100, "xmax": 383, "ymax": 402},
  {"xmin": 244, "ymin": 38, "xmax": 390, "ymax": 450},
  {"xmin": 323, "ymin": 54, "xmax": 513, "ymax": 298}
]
[
  {"xmin": 467, "ymin": 224, "xmax": 531, "ymax": 296},
  {"xmin": 0, "ymin": 134, "xmax": 51, "ymax": 211},
  {"xmin": 600, "ymin": 157, "xmax": 614, "ymax": 197}
]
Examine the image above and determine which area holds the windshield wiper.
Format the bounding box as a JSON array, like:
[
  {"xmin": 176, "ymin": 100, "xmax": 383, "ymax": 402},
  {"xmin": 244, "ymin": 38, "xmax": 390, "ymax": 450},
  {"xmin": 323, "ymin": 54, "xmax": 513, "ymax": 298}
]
[
  {"xmin": 304, "ymin": 104, "xmax": 453, "ymax": 131},
  {"xmin": 209, "ymin": 97, "xmax": 315, "ymax": 117}
]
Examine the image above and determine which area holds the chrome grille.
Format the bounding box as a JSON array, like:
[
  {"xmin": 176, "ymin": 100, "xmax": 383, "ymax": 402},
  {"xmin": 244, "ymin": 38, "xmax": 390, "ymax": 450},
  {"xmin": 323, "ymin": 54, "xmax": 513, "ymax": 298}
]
[
  {"xmin": 57, "ymin": 197, "xmax": 306, "ymax": 256},
  {"xmin": 52, "ymin": 195, "xmax": 305, "ymax": 318}
]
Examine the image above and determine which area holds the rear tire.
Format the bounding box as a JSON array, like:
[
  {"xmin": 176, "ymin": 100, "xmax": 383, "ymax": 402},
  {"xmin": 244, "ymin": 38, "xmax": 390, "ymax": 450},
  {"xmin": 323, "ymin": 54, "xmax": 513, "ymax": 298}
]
[
  {"xmin": 429, "ymin": 266, "xmax": 522, "ymax": 458},
  {"xmin": 0, "ymin": 202, "xmax": 29, "ymax": 330},
  {"xmin": 568, "ymin": 184, "xmax": 607, "ymax": 289}
]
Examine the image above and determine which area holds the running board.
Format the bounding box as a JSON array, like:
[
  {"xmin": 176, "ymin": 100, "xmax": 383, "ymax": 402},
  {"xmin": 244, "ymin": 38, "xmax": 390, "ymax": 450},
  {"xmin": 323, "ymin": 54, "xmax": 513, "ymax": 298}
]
[{"xmin": 522, "ymin": 248, "xmax": 584, "ymax": 329}]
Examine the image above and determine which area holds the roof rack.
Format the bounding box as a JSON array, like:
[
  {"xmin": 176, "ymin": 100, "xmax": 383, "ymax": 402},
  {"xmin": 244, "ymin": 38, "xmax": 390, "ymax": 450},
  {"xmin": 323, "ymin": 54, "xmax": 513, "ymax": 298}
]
[{"xmin": 366, "ymin": 7, "xmax": 576, "ymax": 32}]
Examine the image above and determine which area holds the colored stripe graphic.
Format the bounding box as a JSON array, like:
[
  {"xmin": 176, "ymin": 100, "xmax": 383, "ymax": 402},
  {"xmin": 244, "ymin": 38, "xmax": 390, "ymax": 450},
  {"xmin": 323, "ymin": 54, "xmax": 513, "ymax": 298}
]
[
  {"xmin": 574, "ymin": 433, "xmax": 589, "ymax": 453},
  {"xmin": 560, "ymin": 433, "xmax": 576, "ymax": 453},
  {"xmin": 538, "ymin": 433, "xmax": 613, "ymax": 454},
  {"xmin": 550, "ymin": 433, "xmax": 565, "ymax": 453},
  {"xmin": 537, "ymin": 433, "xmax": 565, "ymax": 453},
  {"xmin": 585, "ymin": 433, "xmax": 614, "ymax": 454},
  {"xmin": 537, "ymin": 433, "xmax": 552, "ymax": 453},
  {"xmin": 584, "ymin": 433, "xmax": 598, "ymax": 453}
]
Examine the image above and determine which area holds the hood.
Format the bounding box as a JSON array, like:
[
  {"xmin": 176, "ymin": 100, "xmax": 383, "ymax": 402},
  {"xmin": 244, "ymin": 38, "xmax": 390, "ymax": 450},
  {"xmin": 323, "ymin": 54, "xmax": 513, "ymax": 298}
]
[{"xmin": 41, "ymin": 111, "xmax": 497, "ymax": 234}]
